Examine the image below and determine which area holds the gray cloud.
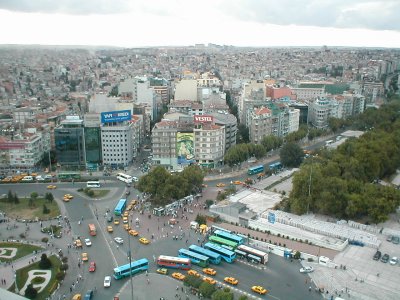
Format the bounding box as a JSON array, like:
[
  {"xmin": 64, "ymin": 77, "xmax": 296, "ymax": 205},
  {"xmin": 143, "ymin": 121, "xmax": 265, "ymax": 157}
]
[
  {"xmin": 218, "ymin": 0, "xmax": 400, "ymax": 31},
  {"xmin": 0, "ymin": 0, "xmax": 132, "ymax": 14}
]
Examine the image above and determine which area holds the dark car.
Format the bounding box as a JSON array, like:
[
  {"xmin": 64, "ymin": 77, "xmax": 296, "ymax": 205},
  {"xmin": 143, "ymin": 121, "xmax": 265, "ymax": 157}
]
[
  {"xmin": 392, "ymin": 236, "xmax": 399, "ymax": 244},
  {"xmin": 381, "ymin": 253, "xmax": 390, "ymax": 263},
  {"xmin": 84, "ymin": 290, "xmax": 93, "ymax": 300},
  {"xmin": 373, "ymin": 250, "xmax": 382, "ymax": 261}
]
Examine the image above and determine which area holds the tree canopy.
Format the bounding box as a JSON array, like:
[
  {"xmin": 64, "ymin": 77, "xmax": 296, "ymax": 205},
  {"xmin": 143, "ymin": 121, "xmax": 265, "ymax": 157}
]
[
  {"xmin": 289, "ymin": 100, "xmax": 400, "ymax": 224},
  {"xmin": 136, "ymin": 165, "xmax": 204, "ymax": 206}
]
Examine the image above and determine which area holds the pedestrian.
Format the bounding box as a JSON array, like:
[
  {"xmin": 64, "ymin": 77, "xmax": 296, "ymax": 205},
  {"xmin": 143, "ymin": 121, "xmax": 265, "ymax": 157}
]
[
  {"xmin": 176, "ymin": 286, "xmax": 179, "ymax": 291},
  {"xmin": 147, "ymin": 278, "xmax": 150, "ymax": 284},
  {"xmin": 309, "ymin": 286, "xmax": 312, "ymax": 292}
]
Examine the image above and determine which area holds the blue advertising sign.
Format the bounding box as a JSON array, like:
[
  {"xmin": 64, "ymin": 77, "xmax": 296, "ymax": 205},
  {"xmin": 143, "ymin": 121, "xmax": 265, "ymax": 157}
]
[{"xmin": 101, "ymin": 110, "xmax": 131, "ymax": 123}]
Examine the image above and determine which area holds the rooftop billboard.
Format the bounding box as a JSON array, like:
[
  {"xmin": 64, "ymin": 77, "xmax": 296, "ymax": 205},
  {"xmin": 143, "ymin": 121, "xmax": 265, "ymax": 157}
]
[{"xmin": 101, "ymin": 110, "xmax": 131, "ymax": 123}]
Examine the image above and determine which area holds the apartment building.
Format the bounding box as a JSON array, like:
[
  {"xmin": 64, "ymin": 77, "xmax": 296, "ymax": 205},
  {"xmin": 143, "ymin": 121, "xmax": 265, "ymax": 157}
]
[
  {"xmin": 291, "ymin": 83, "xmax": 326, "ymax": 101},
  {"xmin": 151, "ymin": 120, "xmax": 179, "ymax": 170}
]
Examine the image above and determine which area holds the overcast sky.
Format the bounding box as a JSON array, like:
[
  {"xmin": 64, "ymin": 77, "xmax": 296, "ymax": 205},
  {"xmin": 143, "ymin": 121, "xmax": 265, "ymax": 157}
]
[{"xmin": 0, "ymin": 0, "xmax": 399, "ymax": 48}]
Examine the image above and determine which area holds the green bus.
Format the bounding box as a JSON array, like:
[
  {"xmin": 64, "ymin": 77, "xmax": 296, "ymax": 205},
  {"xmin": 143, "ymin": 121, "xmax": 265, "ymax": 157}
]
[
  {"xmin": 57, "ymin": 172, "xmax": 81, "ymax": 180},
  {"xmin": 209, "ymin": 235, "xmax": 238, "ymax": 250}
]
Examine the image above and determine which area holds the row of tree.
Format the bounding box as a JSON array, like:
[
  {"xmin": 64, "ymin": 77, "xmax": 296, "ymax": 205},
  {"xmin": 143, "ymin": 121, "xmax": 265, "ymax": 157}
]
[
  {"xmin": 136, "ymin": 165, "xmax": 204, "ymax": 206},
  {"xmin": 288, "ymin": 99, "xmax": 400, "ymax": 223}
]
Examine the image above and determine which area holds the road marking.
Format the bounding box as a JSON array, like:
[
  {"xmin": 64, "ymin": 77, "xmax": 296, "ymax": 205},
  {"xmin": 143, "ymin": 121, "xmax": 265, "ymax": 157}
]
[{"xmin": 90, "ymin": 203, "xmax": 118, "ymax": 267}]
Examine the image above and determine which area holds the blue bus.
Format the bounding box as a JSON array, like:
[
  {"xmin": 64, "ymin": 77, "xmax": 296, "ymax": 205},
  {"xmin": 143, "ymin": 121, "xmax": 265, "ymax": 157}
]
[
  {"xmin": 213, "ymin": 230, "xmax": 244, "ymax": 245},
  {"xmin": 188, "ymin": 245, "xmax": 222, "ymax": 265},
  {"xmin": 248, "ymin": 165, "xmax": 264, "ymax": 175},
  {"xmin": 113, "ymin": 258, "xmax": 149, "ymax": 279},
  {"xmin": 114, "ymin": 198, "xmax": 127, "ymax": 216},
  {"xmin": 204, "ymin": 242, "xmax": 236, "ymax": 263},
  {"xmin": 269, "ymin": 162, "xmax": 282, "ymax": 171},
  {"xmin": 178, "ymin": 249, "xmax": 209, "ymax": 267}
]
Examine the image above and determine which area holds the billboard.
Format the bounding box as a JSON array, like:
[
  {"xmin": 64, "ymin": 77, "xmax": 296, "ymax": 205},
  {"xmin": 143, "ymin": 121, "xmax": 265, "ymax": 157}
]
[
  {"xmin": 194, "ymin": 115, "xmax": 213, "ymax": 123},
  {"xmin": 176, "ymin": 132, "xmax": 195, "ymax": 165},
  {"xmin": 101, "ymin": 110, "xmax": 131, "ymax": 123}
]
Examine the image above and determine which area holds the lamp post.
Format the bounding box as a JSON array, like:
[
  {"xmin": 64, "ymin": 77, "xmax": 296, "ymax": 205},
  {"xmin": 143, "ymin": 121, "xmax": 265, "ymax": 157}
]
[{"xmin": 127, "ymin": 221, "xmax": 134, "ymax": 300}]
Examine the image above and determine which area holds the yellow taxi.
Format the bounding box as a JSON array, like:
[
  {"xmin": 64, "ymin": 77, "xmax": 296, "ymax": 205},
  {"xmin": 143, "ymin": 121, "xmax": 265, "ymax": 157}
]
[
  {"xmin": 47, "ymin": 185, "xmax": 57, "ymax": 189},
  {"xmin": 128, "ymin": 229, "xmax": 139, "ymax": 236},
  {"xmin": 123, "ymin": 211, "xmax": 129, "ymax": 217},
  {"xmin": 202, "ymin": 268, "xmax": 216, "ymax": 276},
  {"xmin": 64, "ymin": 194, "xmax": 74, "ymax": 200},
  {"xmin": 122, "ymin": 216, "xmax": 128, "ymax": 224},
  {"xmin": 187, "ymin": 269, "xmax": 200, "ymax": 277},
  {"xmin": 107, "ymin": 226, "xmax": 113, "ymax": 233},
  {"xmin": 114, "ymin": 219, "xmax": 120, "ymax": 225},
  {"xmin": 216, "ymin": 183, "xmax": 226, "ymax": 187},
  {"xmin": 81, "ymin": 252, "xmax": 88, "ymax": 262},
  {"xmin": 127, "ymin": 204, "xmax": 133, "ymax": 211},
  {"xmin": 224, "ymin": 277, "xmax": 239, "ymax": 285},
  {"xmin": 139, "ymin": 237, "xmax": 150, "ymax": 245},
  {"xmin": 123, "ymin": 224, "xmax": 131, "ymax": 231},
  {"xmin": 130, "ymin": 199, "xmax": 137, "ymax": 206},
  {"xmin": 72, "ymin": 294, "xmax": 82, "ymax": 300},
  {"xmin": 251, "ymin": 286, "xmax": 268, "ymax": 295},
  {"xmin": 74, "ymin": 239, "xmax": 82, "ymax": 248},
  {"xmin": 157, "ymin": 268, "xmax": 168, "ymax": 275},
  {"xmin": 203, "ymin": 277, "xmax": 216, "ymax": 285},
  {"xmin": 233, "ymin": 180, "xmax": 242, "ymax": 185},
  {"xmin": 63, "ymin": 196, "xmax": 71, "ymax": 202},
  {"xmin": 171, "ymin": 272, "xmax": 185, "ymax": 281}
]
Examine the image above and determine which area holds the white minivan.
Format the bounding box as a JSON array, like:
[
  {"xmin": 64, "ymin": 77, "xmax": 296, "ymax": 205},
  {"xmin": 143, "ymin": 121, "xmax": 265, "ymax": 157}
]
[{"xmin": 21, "ymin": 176, "xmax": 33, "ymax": 181}]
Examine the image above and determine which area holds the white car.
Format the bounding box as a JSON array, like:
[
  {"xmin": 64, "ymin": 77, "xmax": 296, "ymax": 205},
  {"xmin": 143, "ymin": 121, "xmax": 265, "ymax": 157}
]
[
  {"xmin": 132, "ymin": 176, "xmax": 139, "ymax": 182},
  {"xmin": 389, "ymin": 257, "xmax": 398, "ymax": 265},
  {"xmin": 103, "ymin": 276, "xmax": 111, "ymax": 287},
  {"xmin": 114, "ymin": 237, "xmax": 124, "ymax": 244},
  {"xmin": 84, "ymin": 238, "xmax": 92, "ymax": 246},
  {"xmin": 300, "ymin": 266, "xmax": 314, "ymax": 273},
  {"xmin": 36, "ymin": 175, "xmax": 45, "ymax": 181}
]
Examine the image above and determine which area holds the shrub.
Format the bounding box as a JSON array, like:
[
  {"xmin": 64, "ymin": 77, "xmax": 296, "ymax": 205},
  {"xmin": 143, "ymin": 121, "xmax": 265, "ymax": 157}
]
[
  {"xmin": 24, "ymin": 284, "xmax": 37, "ymax": 299},
  {"xmin": 60, "ymin": 263, "xmax": 68, "ymax": 271},
  {"xmin": 293, "ymin": 251, "xmax": 301, "ymax": 260},
  {"xmin": 19, "ymin": 233, "xmax": 26, "ymax": 239},
  {"xmin": 39, "ymin": 253, "xmax": 52, "ymax": 269},
  {"xmin": 43, "ymin": 204, "xmax": 50, "ymax": 214},
  {"xmin": 55, "ymin": 272, "xmax": 65, "ymax": 281},
  {"xmin": 61, "ymin": 257, "xmax": 68, "ymax": 263},
  {"xmin": 41, "ymin": 237, "xmax": 49, "ymax": 243},
  {"xmin": 31, "ymin": 277, "xmax": 45, "ymax": 284}
]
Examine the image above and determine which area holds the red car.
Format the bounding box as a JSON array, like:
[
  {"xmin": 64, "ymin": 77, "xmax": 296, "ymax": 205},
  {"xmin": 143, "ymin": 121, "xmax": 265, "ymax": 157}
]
[{"xmin": 89, "ymin": 261, "xmax": 96, "ymax": 272}]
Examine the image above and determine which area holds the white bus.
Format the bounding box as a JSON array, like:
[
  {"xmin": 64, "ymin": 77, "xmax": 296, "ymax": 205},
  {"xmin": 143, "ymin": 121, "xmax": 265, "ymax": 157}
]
[
  {"xmin": 87, "ymin": 181, "xmax": 101, "ymax": 188},
  {"xmin": 116, "ymin": 173, "xmax": 133, "ymax": 183}
]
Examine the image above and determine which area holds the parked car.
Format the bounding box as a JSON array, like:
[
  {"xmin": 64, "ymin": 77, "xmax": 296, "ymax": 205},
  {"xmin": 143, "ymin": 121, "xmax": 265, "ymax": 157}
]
[
  {"xmin": 392, "ymin": 236, "xmax": 400, "ymax": 244},
  {"xmin": 389, "ymin": 257, "xmax": 398, "ymax": 265},
  {"xmin": 300, "ymin": 266, "xmax": 314, "ymax": 273},
  {"xmin": 386, "ymin": 235, "xmax": 393, "ymax": 242},
  {"xmin": 373, "ymin": 250, "xmax": 382, "ymax": 261},
  {"xmin": 381, "ymin": 254, "xmax": 390, "ymax": 263}
]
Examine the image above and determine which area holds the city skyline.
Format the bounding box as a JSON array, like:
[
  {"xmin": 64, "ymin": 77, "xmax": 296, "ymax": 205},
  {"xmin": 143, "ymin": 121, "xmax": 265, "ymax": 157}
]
[{"xmin": 1, "ymin": 0, "xmax": 400, "ymax": 48}]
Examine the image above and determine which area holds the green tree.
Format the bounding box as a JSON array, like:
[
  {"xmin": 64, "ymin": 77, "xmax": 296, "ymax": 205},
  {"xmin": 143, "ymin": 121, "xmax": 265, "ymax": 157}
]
[
  {"xmin": 195, "ymin": 214, "xmax": 207, "ymax": 225},
  {"xmin": 39, "ymin": 253, "xmax": 52, "ymax": 269},
  {"xmin": 13, "ymin": 194, "xmax": 20, "ymax": 204},
  {"xmin": 199, "ymin": 282, "xmax": 216, "ymax": 298},
  {"xmin": 7, "ymin": 190, "xmax": 14, "ymax": 203},
  {"xmin": 261, "ymin": 135, "xmax": 283, "ymax": 151},
  {"xmin": 211, "ymin": 289, "xmax": 234, "ymax": 300},
  {"xmin": 237, "ymin": 124, "xmax": 249, "ymax": 144},
  {"xmin": 24, "ymin": 284, "xmax": 38, "ymax": 299},
  {"xmin": 45, "ymin": 192, "xmax": 54, "ymax": 203},
  {"xmin": 42, "ymin": 204, "xmax": 50, "ymax": 214},
  {"xmin": 279, "ymin": 142, "xmax": 304, "ymax": 167}
]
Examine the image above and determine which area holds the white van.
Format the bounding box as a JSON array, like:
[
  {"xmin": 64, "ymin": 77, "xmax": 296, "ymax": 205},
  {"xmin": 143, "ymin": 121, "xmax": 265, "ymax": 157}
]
[{"xmin": 21, "ymin": 176, "xmax": 33, "ymax": 181}]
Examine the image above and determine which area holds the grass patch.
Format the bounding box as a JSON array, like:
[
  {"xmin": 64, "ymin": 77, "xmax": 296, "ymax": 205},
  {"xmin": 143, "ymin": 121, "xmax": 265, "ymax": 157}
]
[
  {"xmin": 0, "ymin": 242, "xmax": 42, "ymax": 262},
  {"xmin": 0, "ymin": 196, "xmax": 60, "ymax": 220},
  {"xmin": 12, "ymin": 255, "xmax": 62, "ymax": 300}
]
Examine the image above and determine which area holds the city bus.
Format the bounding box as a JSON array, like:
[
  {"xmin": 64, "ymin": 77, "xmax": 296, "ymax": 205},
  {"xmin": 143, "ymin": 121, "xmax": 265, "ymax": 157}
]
[
  {"xmin": 86, "ymin": 181, "xmax": 101, "ymax": 188},
  {"xmin": 113, "ymin": 258, "xmax": 149, "ymax": 279},
  {"xmin": 114, "ymin": 199, "xmax": 127, "ymax": 216},
  {"xmin": 157, "ymin": 255, "xmax": 191, "ymax": 270},
  {"xmin": 178, "ymin": 249, "xmax": 209, "ymax": 267},
  {"xmin": 269, "ymin": 162, "xmax": 282, "ymax": 171},
  {"xmin": 213, "ymin": 230, "xmax": 244, "ymax": 245},
  {"xmin": 57, "ymin": 172, "xmax": 81, "ymax": 180},
  {"xmin": 209, "ymin": 235, "xmax": 238, "ymax": 249},
  {"xmin": 88, "ymin": 223, "xmax": 96, "ymax": 236},
  {"xmin": 204, "ymin": 242, "xmax": 236, "ymax": 263},
  {"xmin": 236, "ymin": 244, "xmax": 269, "ymax": 264},
  {"xmin": 247, "ymin": 165, "xmax": 264, "ymax": 175},
  {"xmin": 116, "ymin": 173, "xmax": 133, "ymax": 184},
  {"xmin": 188, "ymin": 245, "xmax": 221, "ymax": 265}
]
